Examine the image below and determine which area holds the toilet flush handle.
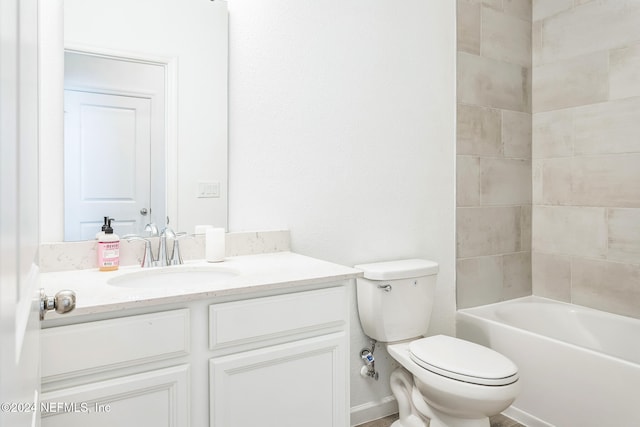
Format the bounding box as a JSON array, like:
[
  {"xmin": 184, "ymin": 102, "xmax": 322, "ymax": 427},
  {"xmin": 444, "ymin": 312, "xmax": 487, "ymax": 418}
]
[{"xmin": 377, "ymin": 284, "xmax": 392, "ymax": 292}]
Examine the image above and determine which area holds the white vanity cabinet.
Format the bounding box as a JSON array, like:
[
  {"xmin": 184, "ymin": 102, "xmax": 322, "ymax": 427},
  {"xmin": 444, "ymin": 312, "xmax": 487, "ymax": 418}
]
[
  {"xmin": 40, "ymin": 309, "xmax": 191, "ymax": 427},
  {"xmin": 208, "ymin": 286, "xmax": 348, "ymax": 427},
  {"xmin": 40, "ymin": 281, "xmax": 351, "ymax": 427}
]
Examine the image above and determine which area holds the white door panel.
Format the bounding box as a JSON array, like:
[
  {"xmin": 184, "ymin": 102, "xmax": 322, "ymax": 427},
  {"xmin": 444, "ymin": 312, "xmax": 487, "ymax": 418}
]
[
  {"xmin": 64, "ymin": 91, "xmax": 151, "ymax": 240},
  {"xmin": 0, "ymin": 0, "xmax": 41, "ymax": 425}
]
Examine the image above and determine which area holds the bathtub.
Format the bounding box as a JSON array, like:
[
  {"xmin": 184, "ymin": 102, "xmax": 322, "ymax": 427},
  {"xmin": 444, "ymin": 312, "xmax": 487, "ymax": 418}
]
[{"xmin": 457, "ymin": 296, "xmax": 640, "ymax": 427}]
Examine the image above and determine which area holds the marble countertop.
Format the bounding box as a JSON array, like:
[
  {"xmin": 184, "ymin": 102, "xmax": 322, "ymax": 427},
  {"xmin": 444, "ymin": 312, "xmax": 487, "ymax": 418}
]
[{"xmin": 40, "ymin": 251, "xmax": 361, "ymax": 319}]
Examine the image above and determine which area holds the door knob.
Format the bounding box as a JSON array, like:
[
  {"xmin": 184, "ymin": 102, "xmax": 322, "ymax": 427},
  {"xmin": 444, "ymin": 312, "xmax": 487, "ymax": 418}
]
[{"xmin": 40, "ymin": 289, "xmax": 76, "ymax": 320}]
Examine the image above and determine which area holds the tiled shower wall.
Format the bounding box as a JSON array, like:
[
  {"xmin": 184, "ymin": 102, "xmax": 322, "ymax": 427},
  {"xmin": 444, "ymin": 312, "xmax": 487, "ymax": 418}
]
[
  {"xmin": 456, "ymin": 0, "xmax": 533, "ymax": 308},
  {"xmin": 532, "ymin": 0, "xmax": 640, "ymax": 319}
]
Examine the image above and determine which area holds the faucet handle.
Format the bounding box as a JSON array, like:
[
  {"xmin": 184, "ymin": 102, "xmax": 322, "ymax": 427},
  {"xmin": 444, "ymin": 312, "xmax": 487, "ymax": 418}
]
[
  {"xmin": 124, "ymin": 236, "xmax": 154, "ymax": 268},
  {"xmin": 169, "ymin": 233, "xmax": 193, "ymax": 265}
]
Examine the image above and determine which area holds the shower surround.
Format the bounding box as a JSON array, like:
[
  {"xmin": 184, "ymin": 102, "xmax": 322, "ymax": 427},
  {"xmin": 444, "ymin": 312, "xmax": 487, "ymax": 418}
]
[
  {"xmin": 457, "ymin": 0, "xmax": 640, "ymax": 320},
  {"xmin": 531, "ymin": 0, "xmax": 640, "ymax": 319}
]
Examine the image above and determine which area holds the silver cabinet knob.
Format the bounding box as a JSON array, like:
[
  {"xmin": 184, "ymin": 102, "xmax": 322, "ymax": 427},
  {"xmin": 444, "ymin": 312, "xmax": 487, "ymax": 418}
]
[
  {"xmin": 140, "ymin": 208, "xmax": 148, "ymax": 215},
  {"xmin": 40, "ymin": 289, "xmax": 76, "ymax": 320}
]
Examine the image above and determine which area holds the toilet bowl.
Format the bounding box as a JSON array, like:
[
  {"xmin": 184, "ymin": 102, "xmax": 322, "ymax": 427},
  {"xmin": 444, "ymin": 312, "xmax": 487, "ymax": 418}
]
[
  {"xmin": 387, "ymin": 337, "xmax": 520, "ymax": 427},
  {"xmin": 354, "ymin": 259, "xmax": 520, "ymax": 427}
]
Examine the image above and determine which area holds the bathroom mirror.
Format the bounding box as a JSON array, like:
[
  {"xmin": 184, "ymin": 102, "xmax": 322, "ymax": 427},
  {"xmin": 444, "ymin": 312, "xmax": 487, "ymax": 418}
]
[{"xmin": 39, "ymin": 0, "xmax": 228, "ymax": 242}]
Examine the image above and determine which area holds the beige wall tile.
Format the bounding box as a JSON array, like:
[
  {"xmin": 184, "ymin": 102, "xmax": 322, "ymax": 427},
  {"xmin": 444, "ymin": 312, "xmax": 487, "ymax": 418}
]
[
  {"xmin": 532, "ymin": 252, "xmax": 571, "ymax": 301},
  {"xmin": 531, "ymin": 21, "xmax": 543, "ymax": 83},
  {"xmin": 457, "ymin": 156, "xmax": 481, "ymax": 206},
  {"xmin": 458, "ymin": 0, "xmax": 481, "ymax": 55},
  {"xmin": 503, "ymin": 110, "xmax": 531, "ymax": 158},
  {"xmin": 480, "ymin": 158, "xmax": 532, "ymax": 205},
  {"xmin": 532, "ymin": 159, "xmax": 543, "ymax": 204},
  {"xmin": 458, "ymin": 52, "xmax": 530, "ymax": 112},
  {"xmin": 532, "ymin": 109, "xmax": 573, "ymax": 158},
  {"xmin": 573, "ymin": 97, "xmax": 640, "ymax": 155},
  {"xmin": 532, "ymin": 52, "xmax": 608, "ymax": 113},
  {"xmin": 540, "ymin": 1, "xmax": 640, "ymax": 64},
  {"xmin": 457, "ymin": 206, "xmax": 522, "ymax": 257},
  {"xmin": 504, "ymin": 0, "xmax": 532, "ymax": 21},
  {"xmin": 532, "ymin": 206, "xmax": 607, "ymax": 258},
  {"xmin": 572, "ymin": 258, "xmax": 640, "ymax": 319},
  {"xmin": 483, "ymin": 0, "xmax": 504, "ymax": 11},
  {"xmin": 457, "ymin": 255, "xmax": 503, "ymax": 308},
  {"xmin": 521, "ymin": 204, "xmax": 532, "ymax": 250},
  {"xmin": 572, "ymin": 154, "xmax": 640, "ymax": 207},
  {"xmin": 503, "ymin": 251, "xmax": 532, "ymax": 299},
  {"xmin": 533, "ymin": 0, "xmax": 572, "ymax": 21},
  {"xmin": 482, "ymin": 7, "xmax": 532, "ymax": 67},
  {"xmin": 540, "ymin": 157, "xmax": 572, "ymax": 205},
  {"xmin": 457, "ymin": 104, "xmax": 502, "ymax": 155},
  {"xmin": 607, "ymin": 208, "xmax": 640, "ymax": 264},
  {"xmin": 610, "ymin": 44, "xmax": 640, "ymax": 100}
]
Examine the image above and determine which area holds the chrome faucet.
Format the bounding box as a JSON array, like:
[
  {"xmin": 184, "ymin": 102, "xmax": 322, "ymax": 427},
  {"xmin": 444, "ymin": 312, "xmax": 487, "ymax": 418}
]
[
  {"xmin": 157, "ymin": 227, "xmax": 176, "ymax": 267},
  {"xmin": 124, "ymin": 224, "xmax": 189, "ymax": 268}
]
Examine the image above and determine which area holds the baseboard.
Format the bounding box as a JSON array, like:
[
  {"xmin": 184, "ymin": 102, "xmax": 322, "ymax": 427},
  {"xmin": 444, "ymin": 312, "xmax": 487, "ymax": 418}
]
[
  {"xmin": 504, "ymin": 406, "xmax": 553, "ymax": 427},
  {"xmin": 350, "ymin": 396, "xmax": 398, "ymax": 426}
]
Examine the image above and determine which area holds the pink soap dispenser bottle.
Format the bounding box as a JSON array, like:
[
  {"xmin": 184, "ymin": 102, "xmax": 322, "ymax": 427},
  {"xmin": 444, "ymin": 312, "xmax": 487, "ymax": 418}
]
[{"xmin": 97, "ymin": 217, "xmax": 120, "ymax": 271}]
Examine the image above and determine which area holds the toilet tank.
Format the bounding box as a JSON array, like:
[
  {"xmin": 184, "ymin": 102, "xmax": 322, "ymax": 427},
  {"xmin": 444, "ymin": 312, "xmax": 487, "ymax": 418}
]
[{"xmin": 355, "ymin": 259, "xmax": 439, "ymax": 342}]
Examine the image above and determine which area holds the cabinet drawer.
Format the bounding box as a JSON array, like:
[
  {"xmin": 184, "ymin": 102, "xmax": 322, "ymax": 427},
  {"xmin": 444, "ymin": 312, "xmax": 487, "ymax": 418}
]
[
  {"xmin": 42, "ymin": 309, "xmax": 190, "ymax": 382},
  {"xmin": 209, "ymin": 286, "xmax": 346, "ymax": 350}
]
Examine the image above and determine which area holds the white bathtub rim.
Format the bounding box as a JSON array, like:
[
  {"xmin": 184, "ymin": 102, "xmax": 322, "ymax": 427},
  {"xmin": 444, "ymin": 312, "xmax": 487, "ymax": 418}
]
[{"xmin": 457, "ymin": 295, "xmax": 639, "ymax": 368}]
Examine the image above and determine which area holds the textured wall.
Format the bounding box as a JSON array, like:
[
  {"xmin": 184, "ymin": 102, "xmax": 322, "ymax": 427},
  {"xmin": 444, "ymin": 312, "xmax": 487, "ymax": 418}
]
[
  {"xmin": 456, "ymin": 0, "xmax": 533, "ymax": 309},
  {"xmin": 532, "ymin": 0, "xmax": 640, "ymax": 318}
]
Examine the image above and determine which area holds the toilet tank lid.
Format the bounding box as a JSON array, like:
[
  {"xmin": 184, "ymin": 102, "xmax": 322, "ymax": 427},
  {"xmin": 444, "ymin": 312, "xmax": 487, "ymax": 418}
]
[{"xmin": 354, "ymin": 259, "xmax": 439, "ymax": 280}]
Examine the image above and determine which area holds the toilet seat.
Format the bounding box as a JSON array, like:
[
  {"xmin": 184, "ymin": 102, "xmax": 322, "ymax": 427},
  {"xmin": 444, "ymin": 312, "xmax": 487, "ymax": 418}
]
[{"xmin": 409, "ymin": 335, "xmax": 518, "ymax": 386}]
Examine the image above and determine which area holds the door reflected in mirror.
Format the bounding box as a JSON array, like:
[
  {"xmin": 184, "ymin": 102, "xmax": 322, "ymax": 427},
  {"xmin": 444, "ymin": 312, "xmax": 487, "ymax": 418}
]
[{"xmin": 64, "ymin": 51, "xmax": 167, "ymax": 240}]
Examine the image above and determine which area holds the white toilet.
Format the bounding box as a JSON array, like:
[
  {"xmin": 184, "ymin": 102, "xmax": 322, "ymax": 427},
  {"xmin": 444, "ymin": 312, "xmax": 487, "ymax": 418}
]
[{"xmin": 355, "ymin": 259, "xmax": 520, "ymax": 427}]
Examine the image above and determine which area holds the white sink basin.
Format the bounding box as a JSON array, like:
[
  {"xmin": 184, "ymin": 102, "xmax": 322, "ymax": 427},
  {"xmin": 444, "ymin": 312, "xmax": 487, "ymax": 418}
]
[{"xmin": 107, "ymin": 266, "xmax": 239, "ymax": 289}]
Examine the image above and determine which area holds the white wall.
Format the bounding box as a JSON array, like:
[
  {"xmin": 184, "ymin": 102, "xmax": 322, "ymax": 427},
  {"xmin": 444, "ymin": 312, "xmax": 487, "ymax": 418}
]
[{"xmin": 227, "ymin": 0, "xmax": 456, "ymax": 420}]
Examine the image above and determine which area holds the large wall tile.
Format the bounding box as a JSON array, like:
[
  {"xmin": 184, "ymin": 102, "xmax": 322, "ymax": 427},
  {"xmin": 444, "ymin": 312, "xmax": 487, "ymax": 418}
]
[
  {"xmin": 504, "ymin": 0, "xmax": 532, "ymax": 21},
  {"xmin": 521, "ymin": 205, "xmax": 532, "ymax": 250},
  {"xmin": 531, "ymin": 252, "xmax": 571, "ymax": 301},
  {"xmin": 503, "ymin": 110, "xmax": 532, "ymax": 158},
  {"xmin": 573, "ymin": 97, "xmax": 640, "ymax": 155},
  {"xmin": 480, "ymin": 158, "xmax": 532, "ymax": 205},
  {"xmin": 533, "ymin": 52, "xmax": 608, "ymax": 112},
  {"xmin": 572, "ymin": 258, "xmax": 640, "ymax": 319},
  {"xmin": 457, "ymin": 0, "xmax": 481, "ymax": 55},
  {"xmin": 457, "ymin": 156, "xmax": 481, "ymax": 206},
  {"xmin": 458, "ymin": 52, "xmax": 530, "ymax": 112},
  {"xmin": 482, "ymin": 7, "xmax": 532, "ymax": 67},
  {"xmin": 572, "ymin": 154, "xmax": 640, "ymax": 207},
  {"xmin": 532, "ymin": 206, "xmax": 607, "ymax": 258},
  {"xmin": 457, "ymin": 104, "xmax": 502, "ymax": 155},
  {"xmin": 503, "ymin": 252, "xmax": 532, "ymax": 299},
  {"xmin": 532, "ymin": 109, "xmax": 573, "ymax": 158},
  {"xmin": 532, "ymin": 0, "xmax": 572, "ymax": 22},
  {"xmin": 607, "ymin": 208, "xmax": 640, "ymax": 264},
  {"xmin": 457, "ymin": 255, "xmax": 503, "ymax": 308},
  {"xmin": 610, "ymin": 43, "xmax": 640, "ymax": 100},
  {"xmin": 539, "ymin": 157, "xmax": 572, "ymax": 205},
  {"xmin": 457, "ymin": 206, "xmax": 522, "ymax": 257},
  {"xmin": 540, "ymin": 0, "xmax": 640, "ymax": 64}
]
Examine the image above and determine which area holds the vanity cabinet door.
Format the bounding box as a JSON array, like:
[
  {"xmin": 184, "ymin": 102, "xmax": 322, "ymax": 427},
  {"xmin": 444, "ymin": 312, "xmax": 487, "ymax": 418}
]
[
  {"xmin": 209, "ymin": 332, "xmax": 347, "ymax": 427},
  {"xmin": 41, "ymin": 364, "xmax": 189, "ymax": 427}
]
